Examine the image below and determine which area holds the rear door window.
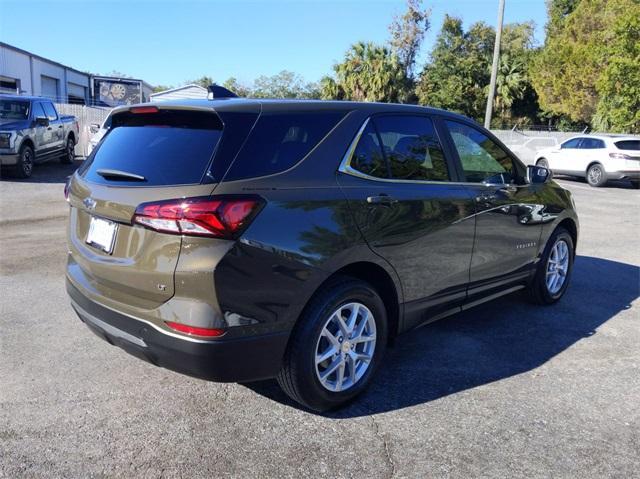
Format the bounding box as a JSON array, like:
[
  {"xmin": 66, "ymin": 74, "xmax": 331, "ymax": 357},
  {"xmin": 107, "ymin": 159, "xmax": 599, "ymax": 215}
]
[
  {"xmin": 350, "ymin": 122, "xmax": 388, "ymax": 179},
  {"xmin": 615, "ymin": 140, "xmax": 640, "ymax": 151},
  {"xmin": 224, "ymin": 111, "xmax": 345, "ymax": 181},
  {"xmin": 82, "ymin": 109, "xmax": 223, "ymax": 186},
  {"xmin": 42, "ymin": 102, "xmax": 58, "ymax": 121},
  {"xmin": 374, "ymin": 115, "xmax": 449, "ymax": 181}
]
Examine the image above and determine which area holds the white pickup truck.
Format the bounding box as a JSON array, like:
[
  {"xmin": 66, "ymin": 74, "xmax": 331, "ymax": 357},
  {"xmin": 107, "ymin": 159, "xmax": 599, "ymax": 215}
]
[{"xmin": 0, "ymin": 94, "xmax": 79, "ymax": 178}]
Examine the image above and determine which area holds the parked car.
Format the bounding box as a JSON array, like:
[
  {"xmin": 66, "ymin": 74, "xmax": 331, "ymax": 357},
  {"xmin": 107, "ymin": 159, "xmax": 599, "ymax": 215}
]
[
  {"xmin": 508, "ymin": 136, "xmax": 559, "ymax": 165},
  {"xmin": 65, "ymin": 99, "xmax": 579, "ymax": 411},
  {"xmin": 0, "ymin": 94, "xmax": 79, "ymax": 178},
  {"xmin": 87, "ymin": 112, "xmax": 112, "ymax": 155},
  {"xmin": 535, "ymin": 134, "xmax": 640, "ymax": 187}
]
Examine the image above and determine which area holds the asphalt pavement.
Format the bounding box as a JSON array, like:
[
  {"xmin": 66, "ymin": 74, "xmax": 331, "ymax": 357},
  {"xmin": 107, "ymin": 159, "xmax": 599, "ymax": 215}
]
[{"xmin": 1, "ymin": 162, "xmax": 639, "ymax": 478}]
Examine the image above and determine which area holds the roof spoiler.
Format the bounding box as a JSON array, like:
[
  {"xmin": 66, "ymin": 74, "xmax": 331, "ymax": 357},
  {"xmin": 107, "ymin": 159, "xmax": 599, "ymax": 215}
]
[{"xmin": 207, "ymin": 84, "xmax": 238, "ymax": 100}]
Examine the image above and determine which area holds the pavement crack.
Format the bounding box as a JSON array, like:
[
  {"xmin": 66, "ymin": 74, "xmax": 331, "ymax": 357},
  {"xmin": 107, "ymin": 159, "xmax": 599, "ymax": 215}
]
[{"xmin": 369, "ymin": 415, "xmax": 396, "ymax": 478}]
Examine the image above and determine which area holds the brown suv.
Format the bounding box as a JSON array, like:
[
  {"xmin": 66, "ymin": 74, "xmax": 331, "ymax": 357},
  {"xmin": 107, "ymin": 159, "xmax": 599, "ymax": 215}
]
[{"xmin": 66, "ymin": 98, "xmax": 578, "ymax": 411}]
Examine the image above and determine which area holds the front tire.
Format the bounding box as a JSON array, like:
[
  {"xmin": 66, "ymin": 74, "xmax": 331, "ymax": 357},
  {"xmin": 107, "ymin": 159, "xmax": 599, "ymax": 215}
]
[
  {"xmin": 60, "ymin": 137, "xmax": 75, "ymax": 164},
  {"xmin": 527, "ymin": 227, "xmax": 574, "ymax": 305},
  {"xmin": 586, "ymin": 163, "xmax": 607, "ymax": 187},
  {"xmin": 14, "ymin": 145, "xmax": 35, "ymax": 178},
  {"xmin": 277, "ymin": 277, "xmax": 388, "ymax": 412}
]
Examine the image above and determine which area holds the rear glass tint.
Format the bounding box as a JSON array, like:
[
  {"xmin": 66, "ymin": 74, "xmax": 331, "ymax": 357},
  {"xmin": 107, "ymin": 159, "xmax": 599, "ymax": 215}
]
[
  {"xmin": 615, "ymin": 140, "xmax": 640, "ymax": 151},
  {"xmin": 82, "ymin": 110, "xmax": 223, "ymax": 186},
  {"xmin": 224, "ymin": 111, "xmax": 345, "ymax": 181}
]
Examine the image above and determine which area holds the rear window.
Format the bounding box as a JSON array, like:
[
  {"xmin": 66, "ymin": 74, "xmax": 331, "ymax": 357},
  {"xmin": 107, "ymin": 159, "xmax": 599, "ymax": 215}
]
[
  {"xmin": 615, "ymin": 140, "xmax": 640, "ymax": 151},
  {"xmin": 82, "ymin": 109, "xmax": 223, "ymax": 186},
  {"xmin": 224, "ymin": 111, "xmax": 345, "ymax": 181}
]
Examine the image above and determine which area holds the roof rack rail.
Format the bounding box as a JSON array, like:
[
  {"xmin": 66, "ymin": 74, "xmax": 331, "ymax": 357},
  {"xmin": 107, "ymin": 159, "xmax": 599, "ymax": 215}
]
[{"xmin": 207, "ymin": 84, "xmax": 238, "ymax": 100}]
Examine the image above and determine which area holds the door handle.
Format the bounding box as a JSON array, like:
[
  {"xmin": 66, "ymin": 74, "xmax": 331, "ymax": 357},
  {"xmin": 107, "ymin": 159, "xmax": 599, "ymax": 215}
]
[
  {"xmin": 47, "ymin": 127, "xmax": 52, "ymax": 130},
  {"xmin": 58, "ymin": 125, "xmax": 63, "ymax": 129},
  {"xmin": 366, "ymin": 194, "xmax": 397, "ymax": 206}
]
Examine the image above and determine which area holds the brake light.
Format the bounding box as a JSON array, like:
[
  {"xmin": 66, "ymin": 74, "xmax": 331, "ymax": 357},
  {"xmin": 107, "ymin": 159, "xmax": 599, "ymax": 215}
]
[
  {"xmin": 165, "ymin": 321, "xmax": 225, "ymax": 337},
  {"xmin": 132, "ymin": 196, "xmax": 264, "ymax": 239},
  {"xmin": 130, "ymin": 106, "xmax": 159, "ymax": 114}
]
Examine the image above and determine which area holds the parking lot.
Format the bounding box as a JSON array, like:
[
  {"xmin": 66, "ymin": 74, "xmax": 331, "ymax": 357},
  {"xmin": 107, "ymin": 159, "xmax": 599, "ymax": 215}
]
[{"xmin": 1, "ymin": 162, "xmax": 639, "ymax": 478}]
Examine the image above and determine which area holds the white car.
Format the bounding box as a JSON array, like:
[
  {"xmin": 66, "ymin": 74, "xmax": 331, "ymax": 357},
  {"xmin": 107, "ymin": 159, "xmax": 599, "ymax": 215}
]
[
  {"xmin": 535, "ymin": 135, "xmax": 640, "ymax": 187},
  {"xmin": 87, "ymin": 113, "xmax": 112, "ymax": 155},
  {"xmin": 509, "ymin": 137, "xmax": 559, "ymax": 165}
]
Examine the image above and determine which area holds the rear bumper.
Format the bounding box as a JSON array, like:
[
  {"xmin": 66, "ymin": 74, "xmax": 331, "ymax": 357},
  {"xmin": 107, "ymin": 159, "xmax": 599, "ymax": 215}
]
[
  {"xmin": 66, "ymin": 279, "xmax": 289, "ymax": 382},
  {"xmin": 0, "ymin": 153, "xmax": 19, "ymax": 166}
]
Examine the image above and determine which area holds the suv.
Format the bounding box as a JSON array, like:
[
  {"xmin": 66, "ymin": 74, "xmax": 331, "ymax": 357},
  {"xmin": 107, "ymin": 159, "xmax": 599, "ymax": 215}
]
[
  {"xmin": 66, "ymin": 99, "xmax": 579, "ymax": 411},
  {"xmin": 535, "ymin": 134, "xmax": 640, "ymax": 187}
]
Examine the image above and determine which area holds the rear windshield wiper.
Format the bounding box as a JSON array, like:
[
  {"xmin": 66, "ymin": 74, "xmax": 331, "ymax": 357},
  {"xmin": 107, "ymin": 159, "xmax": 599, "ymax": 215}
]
[{"xmin": 96, "ymin": 169, "xmax": 146, "ymax": 182}]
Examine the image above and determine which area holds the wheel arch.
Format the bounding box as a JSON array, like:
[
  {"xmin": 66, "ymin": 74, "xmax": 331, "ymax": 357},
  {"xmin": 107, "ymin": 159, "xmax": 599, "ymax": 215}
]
[
  {"xmin": 557, "ymin": 218, "xmax": 578, "ymax": 254},
  {"xmin": 586, "ymin": 161, "xmax": 605, "ymax": 174},
  {"xmin": 302, "ymin": 261, "xmax": 402, "ymax": 345},
  {"xmin": 19, "ymin": 136, "xmax": 35, "ymax": 154},
  {"xmin": 66, "ymin": 130, "xmax": 76, "ymax": 143}
]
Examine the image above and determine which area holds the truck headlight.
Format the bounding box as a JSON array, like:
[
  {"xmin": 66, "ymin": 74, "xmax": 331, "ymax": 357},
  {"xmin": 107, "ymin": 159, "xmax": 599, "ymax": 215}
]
[{"xmin": 0, "ymin": 133, "xmax": 11, "ymax": 149}]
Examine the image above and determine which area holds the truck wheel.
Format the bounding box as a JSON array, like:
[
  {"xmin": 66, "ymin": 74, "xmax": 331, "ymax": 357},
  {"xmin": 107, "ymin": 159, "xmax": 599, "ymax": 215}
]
[
  {"xmin": 277, "ymin": 277, "xmax": 387, "ymax": 412},
  {"xmin": 14, "ymin": 145, "xmax": 35, "ymax": 178},
  {"xmin": 60, "ymin": 137, "xmax": 75, "ymax": 164},
  {"xmin": 586, "ymin": 163, "xmax": 607, "ymax": 187}
]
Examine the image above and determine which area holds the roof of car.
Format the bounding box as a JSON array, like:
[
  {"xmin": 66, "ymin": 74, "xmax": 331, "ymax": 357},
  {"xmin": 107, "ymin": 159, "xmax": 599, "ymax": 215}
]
[
  {"xmin": 565, "ymin": 133, "xmax": 640, "ymax": 142},
  {"xmin": 112, "ymin": 97, "xmax": 473, "ymax": 122},
  {"xmin": 0, "ymin": 94, "xmax": 54, "ymax": 102}
]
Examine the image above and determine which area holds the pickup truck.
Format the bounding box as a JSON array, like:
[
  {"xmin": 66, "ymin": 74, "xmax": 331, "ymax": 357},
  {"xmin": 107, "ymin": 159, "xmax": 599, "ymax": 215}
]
[{"xmin": 0, "ymin": 94, "xmax": 79, "ymax": 178}]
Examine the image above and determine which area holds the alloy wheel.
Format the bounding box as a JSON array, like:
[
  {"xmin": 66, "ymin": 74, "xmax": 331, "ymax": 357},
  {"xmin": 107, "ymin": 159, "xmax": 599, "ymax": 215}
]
[
  {"xmin": 546, "ymin": 239, "xmax": 569, "ymax": 294},
  {"xmin": 22, "ymin": 150, "xmax": 33, "ymax": 176},
  {"xmin": 588, "ymin": 165, "xmax": 603, "ymax": 185},
  {"xmin": 314, "ymin": 302, "xmax": 377, "ymax": 392}
]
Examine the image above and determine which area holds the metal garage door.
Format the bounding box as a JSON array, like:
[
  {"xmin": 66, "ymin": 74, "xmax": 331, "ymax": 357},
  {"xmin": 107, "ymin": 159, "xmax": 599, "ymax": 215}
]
[{"xmin": 41, "ymin": 76, "xmax": 59, "ymax": 101}]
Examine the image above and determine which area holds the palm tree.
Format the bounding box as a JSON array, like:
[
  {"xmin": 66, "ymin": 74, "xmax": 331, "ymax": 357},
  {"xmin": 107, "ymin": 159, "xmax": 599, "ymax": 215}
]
[{"xmin": 493, "ymin": 54, "xmax": 528, "ymax": 122}]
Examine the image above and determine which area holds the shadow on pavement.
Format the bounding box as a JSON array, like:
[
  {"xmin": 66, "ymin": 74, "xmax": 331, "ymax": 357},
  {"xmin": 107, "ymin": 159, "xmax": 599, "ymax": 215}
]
[
  {"xmin": 0, "ymin": 158, "xmax": 83, "ymax": 184},
  {"xmin": 244, "ymin": 255, "xmax": 639, "ymax": 416}
]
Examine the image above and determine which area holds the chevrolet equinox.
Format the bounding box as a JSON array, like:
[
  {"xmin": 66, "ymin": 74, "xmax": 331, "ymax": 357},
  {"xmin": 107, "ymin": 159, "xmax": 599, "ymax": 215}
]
[{"xmin": 65, "ymin": 98, "xmax": 579, "ymax": 411}]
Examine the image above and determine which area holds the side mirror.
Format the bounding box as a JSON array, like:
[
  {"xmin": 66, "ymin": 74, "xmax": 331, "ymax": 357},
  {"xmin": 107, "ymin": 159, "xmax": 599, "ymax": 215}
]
[
  {"xmin": 35, "ymin": 116, "xmax": 49, "ymax": 127},
  {"xmin": 527, "ymin": 164, "xmax": 552, "ymax": 184},
  {"xmin": 89, "ymin": 123, "xmax": 100, "ymax": 134}
]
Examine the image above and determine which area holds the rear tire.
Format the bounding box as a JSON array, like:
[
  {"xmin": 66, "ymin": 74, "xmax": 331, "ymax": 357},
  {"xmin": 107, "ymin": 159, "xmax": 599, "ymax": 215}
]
[
  {"xmin": 60, "ymin": 137, "xmax": 75, "ymax": 164},
  {"xmin": 630, "ymin": 180, "xmax": 640, "ymax": 189},
  {"xmin": 277, "ymin": 277, "xmax": 388, "ymax": 412},
  {"xmin": 14, "ymin": 145, "xmax": 34, "ymax": 178},
  {"xmin": 527, "ymin": 227, "xmax": 574, "ymax": 305},
  {"xmin": 586, "ymin": 163, "xmax": 607, "ymax": 187}
]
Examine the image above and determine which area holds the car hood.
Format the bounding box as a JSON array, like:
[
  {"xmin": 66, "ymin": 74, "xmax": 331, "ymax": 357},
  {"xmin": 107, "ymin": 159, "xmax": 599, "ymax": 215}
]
[{"xmin": 0, "ymin": 119, "xmax": 31, "ymax": 130}]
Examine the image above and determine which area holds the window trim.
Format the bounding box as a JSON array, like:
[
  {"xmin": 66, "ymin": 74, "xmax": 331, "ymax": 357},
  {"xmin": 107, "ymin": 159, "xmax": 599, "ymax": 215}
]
[{"xmin": 338, "ymin": 114, "xmax": 456, "ymax": 185}]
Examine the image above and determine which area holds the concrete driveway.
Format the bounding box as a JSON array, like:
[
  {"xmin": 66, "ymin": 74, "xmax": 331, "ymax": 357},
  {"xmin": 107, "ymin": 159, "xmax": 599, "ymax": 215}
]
[{"xmin": 1, "ymin": 162, "xmax": 638, "ymax": 478}]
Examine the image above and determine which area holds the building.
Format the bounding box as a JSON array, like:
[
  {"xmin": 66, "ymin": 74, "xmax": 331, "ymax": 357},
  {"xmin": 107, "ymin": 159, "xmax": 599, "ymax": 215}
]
[
  {"xmin": 149, "ymin": 84, "xmax": 208, "ymax": 102},
  {"xmin": 0, "ymin": 42, "xmax": 153, "ymax": 106}
]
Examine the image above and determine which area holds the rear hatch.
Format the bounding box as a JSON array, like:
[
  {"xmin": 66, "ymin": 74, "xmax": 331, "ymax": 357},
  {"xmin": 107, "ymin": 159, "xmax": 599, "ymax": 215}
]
[
  {"xmin": 614, "ymin": 139, "xmax": 640, "ymax": 162},
  {"xmin": 67, "ymin": 106, "xmax": 234, "ymax": 309}
]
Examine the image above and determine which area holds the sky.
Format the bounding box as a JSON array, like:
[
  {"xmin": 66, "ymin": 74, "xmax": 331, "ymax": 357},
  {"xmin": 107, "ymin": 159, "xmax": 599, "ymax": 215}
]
[{"xmin": 1, "ymin": 0, "xmax": 547, "ymax": 88}]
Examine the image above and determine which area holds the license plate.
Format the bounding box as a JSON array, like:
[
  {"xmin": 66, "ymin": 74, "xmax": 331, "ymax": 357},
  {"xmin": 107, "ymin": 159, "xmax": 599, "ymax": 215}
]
[{"xmin": 86, "ymin": 216, "xmax": 117, "ymax": 254}]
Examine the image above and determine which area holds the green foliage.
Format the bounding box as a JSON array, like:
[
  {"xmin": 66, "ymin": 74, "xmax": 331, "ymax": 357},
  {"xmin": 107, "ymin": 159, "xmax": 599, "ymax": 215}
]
[
  {"xmin": 152, "ymin": 85, "xmax": 173, "ymax": 93},
  {"xmin": 388, "ymin": 0, "xmax": 431, "ymax": 79},
  {"xmin": 188, "ymin": 76, "xmax": 216, "ymax": 89},
  {"xmin": 222, "ymin": 77, "xmax": 252, "ymax": 97},
  {"xmin": 592, "ymin": 5, "xmax": 640, "ymax": 133},
  {"xmin": 252, "ymin": 70, "xmax": 318, "ymax": 99},
  {"xmin": 324, "ymin": 42, "xmax": 408, "ymax": 102},
  {"xmin": 531, "ymin": 0, "xmax": 639, "ymax": 132},
  {"xmin": 415, "ymin": 16, "xmax": 494, "ymax": 121}
]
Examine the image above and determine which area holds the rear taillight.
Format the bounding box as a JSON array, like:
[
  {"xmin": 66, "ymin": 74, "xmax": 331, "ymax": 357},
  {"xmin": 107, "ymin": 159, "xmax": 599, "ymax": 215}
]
[
  {"xmin": 132, "ymin": 196, "xmax": 264, "ymax": 239},
  {"xmin": 610, "ymin": 152, "xmax": 631, "ymax": 160},
  {"xmin": 130, "ymin": 106, "xmax": 159, "ymax": 114}
]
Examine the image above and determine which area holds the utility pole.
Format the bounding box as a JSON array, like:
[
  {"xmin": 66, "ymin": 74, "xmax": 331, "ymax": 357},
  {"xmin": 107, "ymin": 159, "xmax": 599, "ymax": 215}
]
[{"xmin": 484, "ymin": 0, "xmax": 506, "ymax": 129}]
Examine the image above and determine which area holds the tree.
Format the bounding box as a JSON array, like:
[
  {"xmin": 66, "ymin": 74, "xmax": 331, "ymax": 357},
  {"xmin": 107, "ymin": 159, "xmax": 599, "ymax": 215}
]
[
  {"xmin": 388, "ymin": 0, "xmax": 431, "ymax": 80},
  {"xmin": 222, "ymin": 77, "xmax": 252, "ymax": 97},
  {"xmin": 188, "ymin": 76, "xmax": 216, "ymax": 89},
  {"xmin": 416, "ymin": 16, "xmax": 493, "ymax": 120},
  {"xmin": 328, "ymin": 42, "xmax": 408, "ymax": 102},
  {"xmin": 592, "ymin": 4, "xmax": 640, "ymax": 132},
  {"xmin": 251, "ymin": 70, "xmax": 317, "ymax": 98},
  {"xmin": 152, "ymin": 85, "xmax": 173, "ymax": 93}
]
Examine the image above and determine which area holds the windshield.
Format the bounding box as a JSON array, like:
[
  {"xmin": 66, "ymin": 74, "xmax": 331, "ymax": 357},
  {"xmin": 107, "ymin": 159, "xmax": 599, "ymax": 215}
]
[{"xmin": 0, "ymin": 100, "xmax": 30, "ymax": 120}]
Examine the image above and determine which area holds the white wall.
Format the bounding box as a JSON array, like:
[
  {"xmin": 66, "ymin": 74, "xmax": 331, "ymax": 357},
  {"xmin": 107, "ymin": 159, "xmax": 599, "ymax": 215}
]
[
  {"xmin": 150, "ymin": 85, "xmax": 207, "ymax": 101},
  {"xmin": 0, "ymin": 45, "xmax": 32, "ymax": 94}
]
